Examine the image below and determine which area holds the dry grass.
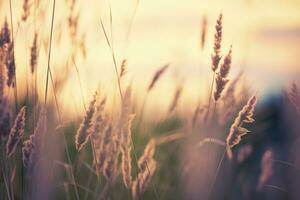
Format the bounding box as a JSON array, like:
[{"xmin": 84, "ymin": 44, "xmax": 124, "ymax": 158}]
[
  {"xmin": 75, "ymin": 92, "xmax": 97, "ymax": 151},
  {"xmin": 0, "ymin": 1, "xmax": 298, "ymax": 200},
  {"xmin": 6, "ymin": 106, "xmax": 26, "ymax": 157},
  {"xmin": 226, "ymin": 95, "xmax": 257, "ymax": 159}
]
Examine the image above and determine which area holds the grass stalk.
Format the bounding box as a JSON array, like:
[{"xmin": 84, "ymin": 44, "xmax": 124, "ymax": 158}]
[
  {"xmin": 72, "ymin": 57, "xmax": 86, "ymax": 111},
  {"xmin": 43, "ymin": 1, "xmax": 80, "ymax": 199},
  {"xmin": 8, "ymin": 0, "xmax": 18, "ymax": 111},
  {"xmin": 137, "ymin": 91, "xmax": 149, "ymax": 130},
  {"xmin": 99, "ymin": 18, "xmax": 123, "ymax": 101},
  {"xmin": 204, "ymin": 72, "xmax": 216, "ymax": 127},
  {"xmin": 207, "ymin": 148, "xmax": 226, "ymax": 200},
  {"xmin": 100, "ymin": 12, "xmax": 159, "ymax": 198},
  {"xmin": 44, "ymin": 0, "xmax": 56, "ymax": 104}
]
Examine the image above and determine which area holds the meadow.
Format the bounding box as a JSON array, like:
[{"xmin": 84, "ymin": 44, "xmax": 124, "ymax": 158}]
[{"xmin": 0, "ymin": 0, "xmax": 300, "ymax": 200}]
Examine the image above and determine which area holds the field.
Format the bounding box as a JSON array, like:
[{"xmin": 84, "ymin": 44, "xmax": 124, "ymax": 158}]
[{"xmin": 0, "ymin": 0, "xmax": 300, "ymax": 200}]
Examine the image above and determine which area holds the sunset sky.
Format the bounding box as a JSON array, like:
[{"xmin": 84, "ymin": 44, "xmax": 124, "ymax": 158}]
[{"xmin": 1, "ymin": 0, "xmax": 299, "ymax": 115}]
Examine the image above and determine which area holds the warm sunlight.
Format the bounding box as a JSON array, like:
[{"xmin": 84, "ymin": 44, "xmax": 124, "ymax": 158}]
[{"xmin": 0, "ymin": 0, "xmax": 300, "ymax": 199}]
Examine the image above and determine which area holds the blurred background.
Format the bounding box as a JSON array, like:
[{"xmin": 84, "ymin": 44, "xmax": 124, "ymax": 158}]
[
  {"xmin": 0, "ymin": 0, "xmax": 299, "ymax": 117},
  {"xmin": 0, "ymin": 0, "xmax": 300, "ymax": 200}
]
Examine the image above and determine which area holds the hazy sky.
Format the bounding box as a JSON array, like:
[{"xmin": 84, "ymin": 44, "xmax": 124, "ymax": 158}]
[{"xmin": 1, "ymin": 0, "xmax": 300, "ymax": 114}]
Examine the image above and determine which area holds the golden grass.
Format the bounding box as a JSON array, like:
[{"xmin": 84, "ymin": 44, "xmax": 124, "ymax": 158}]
[{"xmin": 0, "ymin": 1, "xmax": 298, "ymax": 199}]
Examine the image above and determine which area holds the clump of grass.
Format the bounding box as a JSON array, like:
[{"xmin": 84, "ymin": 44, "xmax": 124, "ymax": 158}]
[
  {"xmin": 103, "ymin": 87, "xmax": 134, "ymax": 182},
  {"xmin": 6, "ymin": 106, "xmax": 26, "ymax": 157},
  {"xmin": 0, "ymin": 4, "xmax": 288, "ymax": 199}
]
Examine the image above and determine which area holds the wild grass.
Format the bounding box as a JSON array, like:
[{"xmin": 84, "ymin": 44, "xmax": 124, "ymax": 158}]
[{"xmin": 0, "ymin": 1, "xmax": 299, "ymax": 200}]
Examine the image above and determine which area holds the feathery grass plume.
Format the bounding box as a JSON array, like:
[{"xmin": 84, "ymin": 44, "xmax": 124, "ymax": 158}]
[
  {"xmin": 131, "ymin": 139, "xmax": 156, "ymax": 199},
  {"xmin": 214, "ymin": 47, "xmax": 232, "ymax": 102},
  {"xmin": 218, "ymin": 47, "xmax": 232, "ymax": 79},
  {"xmin": 121, "ymin": 114, "xmax": 135, "ymax": 188},
  {"xmin": 103, "ymin": 130, "xmax": 120, "ymax": 181},
  {"xmin": 168, "ymin": 85, "xmax": 183, "ymax": 114},
  {"xmin": 211, "ymin": 13, "xmax": 222, "ymax": 72},
  {"xmin": 117, "ymin": 86, "xmax": 132, "ymax": 159},
  {"xmin": 257, "ymin": 149, "xmax": 273, "ymax": 191},
  {"xmin": 6, "ymin": 42, "xmax": 16, "ymax": 87},
  {"xmin": 0, "ymin": 19, "xmax": 10, "ymax": 47},
  {"xmin": 92, "ymin": 95, "xmax": 106, "ymax": 139},
  {"xmin": 200, "ymin": 15, "xmax": 207, "ymax": 50},
  {"xmin": 288, "ymin": 83, "xmax": 300, "ymax": 115},
  {"xmin": 6, "ymin": 106, "xmax": 26, "ymax": 157},
  {"xmin": 92, "ymin": 95, "xmax": 107, "ymax": 166},
  {"xmin": 22, "ymin": 110, "xmax": 46, "ymax": 169},
  {"xmin": 75, "ymin": 92, "xmax": 97, "ymax": 151},
  {"xmin": 30, "ymin": 33, "xmax": 38, "ymax": 74},
  {"xmin": 148, "ymin": 64, "xmax": 169, "ymax": 92},
  {"xmin": 22, "ymin": 0, "xmax": 31, "ymax": 22},
  {"xmin": 119, "ymin": 59, "xmax": 127, "ymax": 79},
  {"xmin": 97, "ymin": 123, "xmax": 113, "ymax": 172},
  {"xmin": 122, "ymin": 144, "xmax": 133, "ymax": 188},
  {"xmin": 226, "ymin": 95, "xmax": 257, "ymax": 159},
  {"xmin": 138, "ymin": 139, "xmax": 156, "ymax": 172}
]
